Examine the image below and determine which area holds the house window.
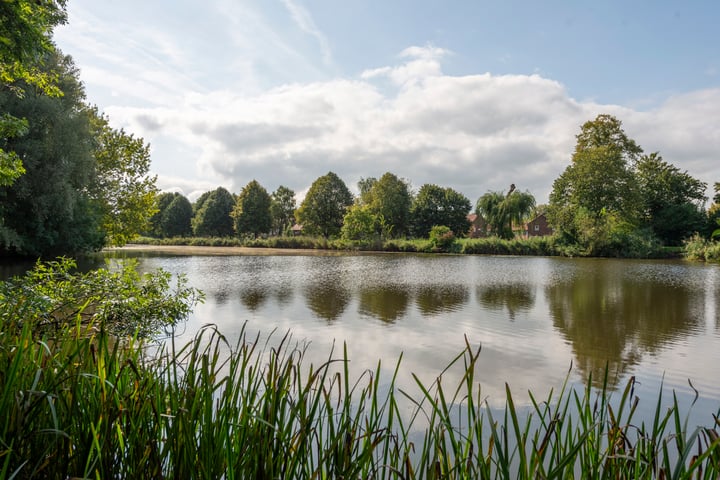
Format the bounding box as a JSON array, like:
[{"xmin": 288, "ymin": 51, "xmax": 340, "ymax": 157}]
[{"xmin": 534, "ymin": 224, "xmax": 540, "ymax": 231}]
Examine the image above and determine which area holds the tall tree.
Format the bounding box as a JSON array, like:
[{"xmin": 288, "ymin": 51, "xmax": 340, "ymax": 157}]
[
  {"xmin": 0, "ymin": 51, "xmax": 105, "ymax": 255},
  {"xmin": 365, "ymin": 172, "xmax": 412, "ymax": 237},
  {"xmin": 636, "ymin": 152, "xmax": 706, "ymax": 244},
  {"xmin": 357, "ymin": 177, "xmax": 377, "ymax": 205},
  {"xmin": 160, "ymin": 194, "xmax": 193, "ymax": 238},
  {"xmin": 296, "ymin": 172, "xmax": 353, "ymax": 237},
  {"xmin": 410, "ymin": 184, "xmax": 471, "ymax": 237},
  {"xmin": 476, "ymin": 185, "xmax": 535, "ymax": 239},
  {"xmin": 232, "ymin": 180, "xmax": 272, "ymax": 237},
  {"xmin": 270, "ymin": 185, "xmax": 296, "ymax": 235},
  {"xmin": 91, "ymin": 112, "xmax": 158, "ymax": 246},
  {"xmin": 148, "ymin": 192, "xmax": 179, "ymax": 237},
  {"xmin": 192, "ymin": 187, "xmax": 235, "ymax": 237},
  {"xmin": 548, "ymin": 114, "xmax": 642, "ymax": 241}
]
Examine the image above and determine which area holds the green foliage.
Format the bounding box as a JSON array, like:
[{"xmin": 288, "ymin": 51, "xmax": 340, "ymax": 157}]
[
  {"xmin": 0, "ymin": 307, "xmax": 717, "ymax": 478},
  {"xmin": 573, "ymin": 113, "xmax": 643, "ymax": 162},
  {"xmin": 685, "ymin": 234, "xmax": 720, "ymax": 262},
  {"xmin": 428, "ymin": 225, "xmax": 456, "ymax": 252},
  {"xmin": 296, "ymin": 171, "xmax": 354, "ymax": 237},
  {"xmin": 0, "ymin": 52, "xmax": 106, "ymax": 256},
  {"xmin": 148, "ymin": 192, "xmax": 181, "ymax": 237},
  {"xmin": 460, "ymin": 235, "xmax": 558, "ymax": 256},
  {"xmin": 0, "ymin": 113, "xmax": 28, "ymax": 186},
  {"xmin": 91, "ymin": 112, "xmax": 159, "ymax": 246},
  {"xmin": 0, "ymin": 0, "xmax": 67, "ymax": 95},
  {"xmin": 636, "ymin": 152, "xmax": 707, "ymax": 244},
  {"xmin": 160, "ymin": 194, "xmax": 193, "ymax": 238},
  {"xmin": 270, "ymin": 185, "xmax": 296, "ymax": 235},
  {"xmin": 364, "ymin": 172, "xmax": 412, "ymax": 237},
  {"xmin": 232, "ymin": 180, "xmax": 272, "ymax": 237},
  {"xmin": 476, "ymin": 186, "xmax": 536, "ymax": 239},
  {"xmin": 192, "ymin": 187, "xmax": 235, "ymax": 237},
  {"xmin": 341, "ymin": 203, "xmax": 382, "ymax": 242},
  {"xmin": 410, "ymin": 184, "xmax": 471, "ymax": 238},
  {"xmin": 0, "ymin": 1, "xmax": 67, "ymax": 186},
  {"xmin": 0, "ymin": 257, "xmax": 202, "ymax": 337}
]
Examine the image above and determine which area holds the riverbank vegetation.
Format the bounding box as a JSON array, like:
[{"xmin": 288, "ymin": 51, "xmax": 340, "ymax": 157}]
[
  {"xmin": 1, "ymin": 260, "xmax": 719, "ymax": 478},
  {"xmin": 141, "ymin": 117, "xmax": 719, "ymax": 260}
]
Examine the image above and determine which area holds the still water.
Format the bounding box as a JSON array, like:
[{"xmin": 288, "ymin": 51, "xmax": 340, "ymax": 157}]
[{"xmin": 94, "ymin": 248, "xmax": 720, "ymax": 421}]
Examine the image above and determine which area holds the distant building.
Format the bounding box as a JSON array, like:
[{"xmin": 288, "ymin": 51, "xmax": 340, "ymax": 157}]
[
  {"xmin": 527, "ymin": 213, "xmax": 553, "ymax": 237},
  {"xmin": 291, "ymin": 224, "xmax": 303, "ymax": 236},
  {"xmin": 467, "ymin": 213, "xmax": 488, "ymax": 238}
]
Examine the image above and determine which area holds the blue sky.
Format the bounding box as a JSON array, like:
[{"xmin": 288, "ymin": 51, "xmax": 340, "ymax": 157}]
[{"xmin": 54, "ymin": 1, "xmax": 720, "ymax": 203}]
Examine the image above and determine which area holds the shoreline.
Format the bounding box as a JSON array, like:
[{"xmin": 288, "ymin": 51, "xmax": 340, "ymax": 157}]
[{"xmin": 104, "ymin": 243, "xmax": 392, "ymax": 257}]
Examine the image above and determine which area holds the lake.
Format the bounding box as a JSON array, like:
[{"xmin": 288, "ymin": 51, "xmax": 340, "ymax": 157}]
[{"xmin": 91, "ymin": 247, "xmax": 720, "ymax": 423}]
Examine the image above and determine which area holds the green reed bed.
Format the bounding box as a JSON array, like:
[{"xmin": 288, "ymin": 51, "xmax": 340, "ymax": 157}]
[{"xmin": 1, "ymin": 319, "xmax": 719, "ymax": 479}]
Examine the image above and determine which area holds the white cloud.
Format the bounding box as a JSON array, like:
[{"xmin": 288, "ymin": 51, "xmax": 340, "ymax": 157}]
[{"xmin": 56, "ymin": 10, "xmax": 720, "ymax": 205}]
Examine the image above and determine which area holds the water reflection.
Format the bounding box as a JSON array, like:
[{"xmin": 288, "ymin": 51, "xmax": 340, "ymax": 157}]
[
  {"xmin": 8, "ymin": 250, "xmax": 718, "ymax": 403},
  {"xmin": 358, "ymin": 286, "xmax": 409, "ymax": 323},
  {"xmin": 239, "ymin": 287, "xmax": 268, "ymax": 311},
  {"xmin": 304, "ymin": 280, "xmax": 351, "ymax": 322},
  {"xmin": 477, "ymin": 283, "xmax": 535, "ymax": 320},
  {"xmin": 416, "ymin": 284, "xmax": 469, "ymax": 316},
  {"xmin": 546, "ymin": 261, "xmax": 704, "ymax": 387}
]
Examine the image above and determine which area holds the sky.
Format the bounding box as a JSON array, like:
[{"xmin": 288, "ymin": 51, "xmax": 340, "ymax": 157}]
[{"xmin": 53, "ymin": 0, "xmax": 720, "ymax": 204}]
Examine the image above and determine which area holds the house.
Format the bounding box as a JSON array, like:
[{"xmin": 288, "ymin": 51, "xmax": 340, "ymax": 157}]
[
  {"xmin": 467, "ymin": 213, "xmax": 488, "ymax": 238},
  {"xmin": 527, "ymin": 213, "xmax": 553, "ymax": 237},
  {"xmin": 291, "ymin": 224, "xmax": 303, "ymax": 236}
]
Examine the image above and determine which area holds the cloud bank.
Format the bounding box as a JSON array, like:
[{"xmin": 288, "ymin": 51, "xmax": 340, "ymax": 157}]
[{"xmin": 97, "ymin": 45, "xmax": 720, "ymax": 204}]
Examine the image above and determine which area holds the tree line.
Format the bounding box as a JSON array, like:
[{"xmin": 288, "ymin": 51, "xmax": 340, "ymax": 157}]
[
  {"xmin": 150, "ymin": 114, "xmax": 719, "ymax": 259},
  {"xmin": 147, "ymin": 173, "xmax": 478, "ymax": 242},
  {"xmin": 2, "ymin": 2, "xmax": 717, "ymax": 258}
]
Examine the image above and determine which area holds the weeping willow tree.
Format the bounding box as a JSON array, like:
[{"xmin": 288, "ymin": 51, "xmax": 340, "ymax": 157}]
[{"xmin": 476, "ymin": 184, "xmax": 536, "ymax": 239}]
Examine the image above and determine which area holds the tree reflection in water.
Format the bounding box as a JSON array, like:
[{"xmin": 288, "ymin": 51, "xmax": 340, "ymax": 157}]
[
  {"xmin": 416, "ymin": 284, "xmax": 469, "ymax": 316},
  {"xmin": 476, "ymin": 283, "xmax": 535, "ymax": 320},
  {"xmin": 546, "ymin": 265, "xmax": 703, "ymax": 388},
  {"xmin": 358, "ymin": 285, "xmax": 410, "ymax": 324},
  {"xmin": 304, "ymin": 280, "xmax": 351, "ymax": 322}
]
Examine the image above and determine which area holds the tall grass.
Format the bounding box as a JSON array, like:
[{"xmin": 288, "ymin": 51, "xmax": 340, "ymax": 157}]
[{"xmin": 1, "ymin": 316, "xmax": 718, "ymax": 479}]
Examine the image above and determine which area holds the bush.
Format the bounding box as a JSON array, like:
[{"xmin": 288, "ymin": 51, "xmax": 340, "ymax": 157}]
[{"xmin": 428, "ymin": 225, "xmax": 456, "ymax": 252}]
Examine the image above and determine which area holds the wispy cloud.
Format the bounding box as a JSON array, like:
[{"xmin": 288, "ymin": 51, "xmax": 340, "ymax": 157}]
[{"xmin": 281, "ymin": 0, "xmax": 333, "ymax": 66}]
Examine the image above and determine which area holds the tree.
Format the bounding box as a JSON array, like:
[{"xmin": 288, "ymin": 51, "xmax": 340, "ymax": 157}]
[
  {"xmin": 232, "ymin": 180, "xmax": 272, "ymax": 237},
  {"xmin": 91, "ymin": 112, "xmax": 159, "ymax": 246},
  {"xmin": 160, "ymin": 194, "xmax": 193, "ymax": 238},
  {"xmin": 1, "ymin": 1, "xmax": 67, "ymax": 185},
  {"xmin": 410, "ymin": 184, "xmax": 471, "ymax": 238},
  {"xmin": 365, "ymin": 172, "xmax": 412, "ymax": 237},
  {"xmin": 270, "ymin": 185, "xmax": 296, "ymax": 235},
  {"xmin": 148, "ymin": 192, "xmax": 179, "ymax": 237},
  {"xmin": 296, "ymin": 172, "xmax": 353, "ymax": 237},
  {"xmin": 636, "ymin": 152, "xmax": 707, "ymax": 244},
  {"xmin": 341, "ymin": 204, "xmax": 382, "ymax": 242},
  {"xmin": 192, "ymin": 187, "xmax": 235, "ymax": 237},
  {"xmin": 476, "ymin": 185, "xmax": 535, "ymax": 239},
  {"xmin": 357, "ymin": 177, "xmax": 377, "ymax": 204},
  {"xmin": 548, "ymin": 115, "xmax": 643, "ymax": 241},
  {"xmin": 0, "ymin": 51, "xmax": 105, "ymax": 255}
]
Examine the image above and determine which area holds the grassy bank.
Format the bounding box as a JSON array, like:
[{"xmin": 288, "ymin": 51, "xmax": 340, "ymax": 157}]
[
  {"xmin": 1, "ymin": 263, "xmax": 719, "ymax": 478},
  {"xmin": 134, "ymin": 234, "xmax": 685, "ymax": 258}
]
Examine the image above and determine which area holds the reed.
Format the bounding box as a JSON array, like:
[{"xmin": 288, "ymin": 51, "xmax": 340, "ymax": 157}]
[{"xmin": 1, "ymin": 316, "xmax": 718, "ymax": 479}]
